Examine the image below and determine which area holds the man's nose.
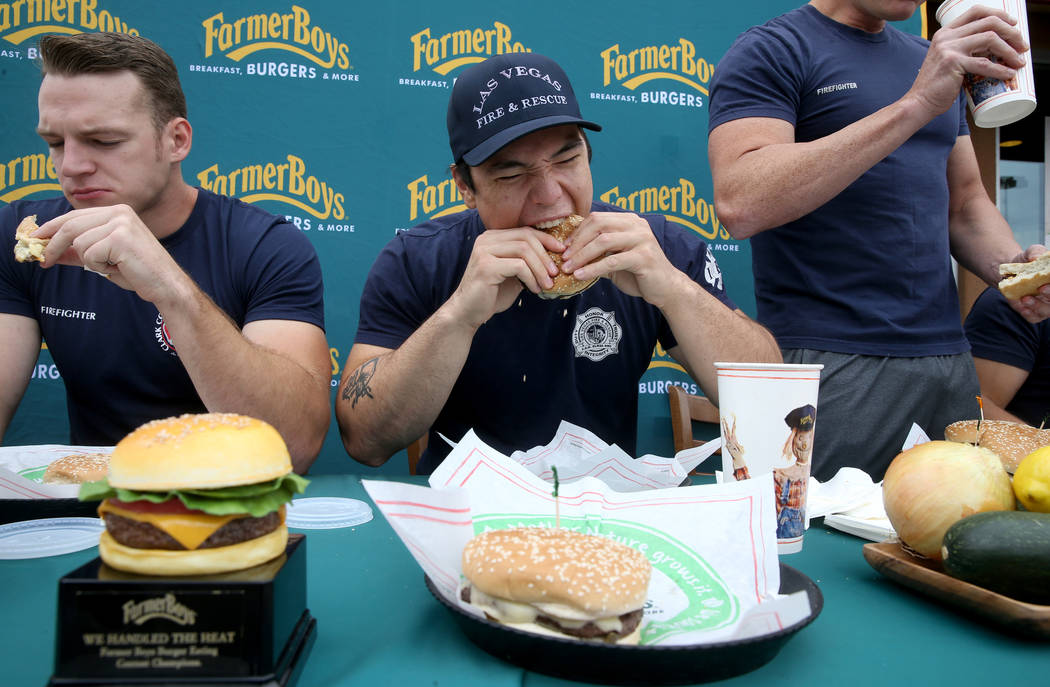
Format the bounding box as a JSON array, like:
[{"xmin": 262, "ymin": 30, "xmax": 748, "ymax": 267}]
[
  {"xmin": 528, "ymin": 167, "xmax": 563, "ymax": 205},
  {"xmin": 58, "ymin": 141, "xmax": 93, "ymax": 177}
]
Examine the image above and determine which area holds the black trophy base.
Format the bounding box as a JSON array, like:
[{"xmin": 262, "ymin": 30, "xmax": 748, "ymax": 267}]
[{"xmin": 49, "ymin": 533, "xmax": 315, "ymax": 687}]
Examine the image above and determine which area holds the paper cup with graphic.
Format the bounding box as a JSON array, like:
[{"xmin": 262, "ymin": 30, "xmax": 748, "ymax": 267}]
[
  {"xmin": 936, "ymin": 0, "xmax": 1036, "ymax": 128},
  {"xmin": 715, "ymin": 362, "xmax": 822, "ymax": 554}
]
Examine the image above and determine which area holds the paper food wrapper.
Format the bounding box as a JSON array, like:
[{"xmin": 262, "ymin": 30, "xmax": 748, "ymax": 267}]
[
  {"xmin": 813, "ymin": 423, "xmax": 933, "ymax": 542},
  {"xmin": 509, "ymin": 420, "xmax": 722, "ymax": 491},
  {"xmin": 362, "ymin": 430, "xmax": 813, "ymax": 646},
  {"xmin": 0, "ymin": 445, "xmax": 114, "ymax": 499}
]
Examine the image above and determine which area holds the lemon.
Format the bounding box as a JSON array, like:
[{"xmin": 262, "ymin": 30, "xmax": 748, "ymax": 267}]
[{"xmin": 1013, "ymin": 446, "xmax": 1050, "ymax": 513}]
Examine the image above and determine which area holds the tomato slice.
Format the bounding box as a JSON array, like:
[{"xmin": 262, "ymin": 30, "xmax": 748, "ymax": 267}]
[{"xmin": 109, "ymin": 497, "xmax": 202, "ymax": 515}]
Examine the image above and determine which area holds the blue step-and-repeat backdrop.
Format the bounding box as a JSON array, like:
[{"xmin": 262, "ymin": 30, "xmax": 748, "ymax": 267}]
[{"xmin": 0, "ymin": 1, "xmax": 926, "ymax": 474}]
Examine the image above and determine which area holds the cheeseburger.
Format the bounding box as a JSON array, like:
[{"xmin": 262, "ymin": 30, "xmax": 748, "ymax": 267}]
[
  {"xmin": 460, "ymin": 527, "xmax": 651, "ymax": 643},
  {"xmin": 535, "ymin": 215, "xmax": 598, "ymax": 299},
  {"xmin": 78, "ymin": 413, "xmax": 308, "ymax": 576}
]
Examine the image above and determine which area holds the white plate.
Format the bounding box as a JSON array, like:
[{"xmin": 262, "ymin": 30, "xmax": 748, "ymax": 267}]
[
  {"xmin": 286, "ymin": 497, "xmax": 373, "ymax": 529},
  {"xmin": 0, "ymin": 517, "xmax": 104, "ymax": 559}
]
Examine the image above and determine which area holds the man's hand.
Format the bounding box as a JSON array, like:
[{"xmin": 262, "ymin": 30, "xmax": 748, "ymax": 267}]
[
  {"xmin": 444, "ymin": 227, "xmax": 564, "ymax": 328},
  {"xmin": 35, "ymin": 205, "xmax": 189, "ymax": 305},
  {"xmin": 909, "ymin": 6, "xmax": 1028, "ymax": 120},
  {"xmin": 1004, "ymin": 245, "xmax": 1050, "ymax": 323},
  {"xmin": 560, "ymin": 211, "xmax": 684, "ymax": 308}
]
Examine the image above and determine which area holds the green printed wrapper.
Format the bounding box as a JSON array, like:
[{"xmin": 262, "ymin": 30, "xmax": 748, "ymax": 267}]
[{"xmin": 363, "ymin": 429, "xmax": 812, "ymax": 646}]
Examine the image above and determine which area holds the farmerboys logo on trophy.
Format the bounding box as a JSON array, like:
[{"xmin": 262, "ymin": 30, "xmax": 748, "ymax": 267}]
[
  {"xmin": 592, "ymin": 38, "xmax": 714, "ymax": 109},
  {"xmin": 0, "ymin": 0, "xmax": 140, "ymax": 48},
  {"xmin": 400, "ymin": 21, "xmax": 533, "ymax": 89},
  {"xmin": 1, "ymin": 151, "xmax": 60, "ymax": 203},
  {"xmin": 196, "ymin": 154, "xmax": 351, "ymax": 233},
  {"xmin": 599, "ymin": 178, "xmax": 730, "ymax": 242},
  {"xmin": 195, "ymin": 5, "xmax": 356, "ymax": 81}
]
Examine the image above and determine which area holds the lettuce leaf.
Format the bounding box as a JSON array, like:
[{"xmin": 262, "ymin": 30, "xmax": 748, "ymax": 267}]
[{"xmin": 79, "ymin": 473, "xmax": 310, "ymax": 518}]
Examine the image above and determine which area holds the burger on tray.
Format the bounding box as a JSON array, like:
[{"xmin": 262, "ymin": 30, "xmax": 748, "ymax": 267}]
[
  {"xmin": 459, "ymin": 526, "xmax": 651, "ymax": 644},
  {"xmin": 79, "ymin": 413, "xmax": 308, "ymax": 576}
]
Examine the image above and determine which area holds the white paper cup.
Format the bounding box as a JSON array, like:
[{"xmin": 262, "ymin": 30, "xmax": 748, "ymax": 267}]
[
  {"xmin": 936, "ymin": 0, "xmax": 1036, "ymax": 128},
  {"xmin": 715, "ymin": 363, "xmax": 823, "ymax": 554}
]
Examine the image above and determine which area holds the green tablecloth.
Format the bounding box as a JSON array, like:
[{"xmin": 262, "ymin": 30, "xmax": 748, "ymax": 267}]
[{"xmin": 3, "ymin": 474, "xmax": 1048, "ymax": 686}]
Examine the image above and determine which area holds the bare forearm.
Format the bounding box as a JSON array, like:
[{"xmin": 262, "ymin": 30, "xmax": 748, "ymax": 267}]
[
  {"xmin": 336, "ymin": 306, "xmax": 478, "ymax": 466},
  {"xmin": 157, "ymin": 287, "xmax": 330, "ymax": 472},
  {"xmin": 949, "ymin": 195, "xmax": 1023, "ymax": 287},
  {"xmin": 661, "ymin": 278, "xmax": 781, "ymax": 403},
  {"xmin": 711, "ymin": 98, "xmax": 930, "ymax": 238}
]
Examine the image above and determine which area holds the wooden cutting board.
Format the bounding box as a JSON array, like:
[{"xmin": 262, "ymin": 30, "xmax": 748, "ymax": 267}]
[{"xmin": 862, "ymin": 540, "xmax": 1050, "ymax": 639}]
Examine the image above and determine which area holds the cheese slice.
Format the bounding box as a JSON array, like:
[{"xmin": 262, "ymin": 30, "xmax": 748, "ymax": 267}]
[{"xmin": 97, "ymin": 501, "xmax": 278, "ymax": 551}]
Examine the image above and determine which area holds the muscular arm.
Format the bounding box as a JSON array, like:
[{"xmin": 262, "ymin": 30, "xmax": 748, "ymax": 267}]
[
  {"xmin": 157, "ymin": 282, "xmax": 331, "ymax": 473},
  {"xmin": 708, "ymin": 105, "xmax": 930, "ymax": 238},
  {"xmin": 972, "ymin": 357, "xmax": 1030, "ymax": 424},
  {"xmin": 946, "ymin": 135, "xmax": 1025, "ymax": 286},
  {"xmin": 708, "ymin": 8, "xmax": 1027, "ymax": 239},
  {"xmin": 945, "ymin": 136, "xmax": 1050, "ymax": 323},
  {"xmin": 336, "ymin": 305, "xmax": 478, "ymax": 466},
  {"xmin": 663, "ymin": 293, "xmax": 781, "ymax": 404},
  {"xmin": 0, "ymin": 314, "xmax": 43, "ymax": 441}
]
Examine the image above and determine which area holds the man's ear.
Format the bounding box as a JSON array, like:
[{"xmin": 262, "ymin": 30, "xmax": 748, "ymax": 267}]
[
  {"xmin": 450, "ymin": 164, "xmax": 476, "ymax": 209},
  {"xmin": 165, "ymin": 118, "xmax": 193, "ymax": 163}
]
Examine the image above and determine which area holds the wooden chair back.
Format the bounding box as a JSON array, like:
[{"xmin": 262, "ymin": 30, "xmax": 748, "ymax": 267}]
[{"xmin": 667, "ymin": 385, "xmax": 721, "ymax": 454}]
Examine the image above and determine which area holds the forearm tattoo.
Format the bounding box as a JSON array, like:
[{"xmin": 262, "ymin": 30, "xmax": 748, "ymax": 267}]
[{"xmin": 342, "ymin": 357, "xmax": 378, "ymax": 408}]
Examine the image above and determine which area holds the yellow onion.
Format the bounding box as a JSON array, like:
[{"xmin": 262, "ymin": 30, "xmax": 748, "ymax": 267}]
[{"xmin": 883, "ymin": 440, "xmax": 1015, "ymax": 559}]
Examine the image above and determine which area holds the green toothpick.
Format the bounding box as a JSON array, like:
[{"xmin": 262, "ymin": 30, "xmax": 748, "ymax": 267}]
[{"xmin": 552, "ymin": 465, "xmax": 560, "ymax": 529}]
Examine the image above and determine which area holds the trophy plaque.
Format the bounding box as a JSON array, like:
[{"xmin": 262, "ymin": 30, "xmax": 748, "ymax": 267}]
[{"xmin": 49, "ymin": 533, "xmax": 314, "ymax": 686}]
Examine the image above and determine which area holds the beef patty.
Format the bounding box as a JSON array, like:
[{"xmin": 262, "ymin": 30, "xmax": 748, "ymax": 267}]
[{"xmin": 103, "ymin": 511, "xmax": 281, "ymax": 550}]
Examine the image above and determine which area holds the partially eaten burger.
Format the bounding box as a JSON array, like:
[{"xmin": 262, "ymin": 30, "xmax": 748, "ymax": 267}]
[
  {"xmin": 79, "ymin": 413, "xmax": 308, "ymax": 576},
  {"xmin": 13, "ymin": 215, "xmax": 48, "ymax": 263},
  {"xmin": 460, "ymin": 526, "xmax": 651, "ymax": 643},
  {"xmin": 535, "ymin": 215, "xmax": 598, "ymax": 299}
]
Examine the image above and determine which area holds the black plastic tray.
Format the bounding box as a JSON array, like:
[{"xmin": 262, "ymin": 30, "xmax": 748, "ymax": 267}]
[
  {"xmin": 426, "ymin": 562, "xmax": 823, "ymax": 685},
  {"xmin": 0, "ymin": 498, "xmax": 98, "ymax": 525}
]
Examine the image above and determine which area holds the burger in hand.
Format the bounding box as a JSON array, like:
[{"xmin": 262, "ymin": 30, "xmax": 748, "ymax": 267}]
[
  {"xmin": 534, "ymin": 215, "xmax": 599, "ymax": 299},
  {"xmin": 79, "ymin": 413, "xmax": 308, "ymax": 576},
  {"xmin": 460, "ymin": 526, "xmax": 651, "ymax": 644}
]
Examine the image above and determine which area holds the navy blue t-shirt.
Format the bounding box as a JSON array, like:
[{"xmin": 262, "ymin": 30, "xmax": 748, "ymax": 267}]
[
  {"xmin": 708, "ymin": 5, "xmax": 970, "ymax": 356},
  {"xmin": 965, "ymin": 287, "xmax": 1050, "ymax": 426},
  {"xmin": 355, "ymin": 201, "xmax": 734, "ymax": 473},
  {"xmin": 0, "ymin": 189, "xmax": 325, "ymax": 445}
]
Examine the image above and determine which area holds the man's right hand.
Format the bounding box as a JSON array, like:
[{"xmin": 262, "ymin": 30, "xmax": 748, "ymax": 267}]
[
  {"xmin": 443, "ymin": 227, "xmax": 565, "ymax": 329},
  {"xmin": 35, "ymin": 204, "xmax": 191, "ymax": 307},
  {"xmin": 909, "ymin": 6, "xmax": 1028, "ymax": 120}
]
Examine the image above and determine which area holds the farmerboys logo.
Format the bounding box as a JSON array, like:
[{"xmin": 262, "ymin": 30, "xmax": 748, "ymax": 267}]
[
  {"xmin": 196, "ymin": 5, "xmax": 356, "ymax": 81},
  {"xmin": 0, "ymin": 0, "xmax": 139, "ymax": 46},
  {"xmin": 196, "ymin": 154, "xmax": 347, "ymax": 222},
  {"xmin": 1, "ymin": 152, "xmax": 60, "ymax": 203},
  {"xmin": 400, "ymin": 21, "xmax": 531, "ymax": 89},
  {"xmin": 592, "ymin": 38, "xmax": 714, "ymax": 108},
  {"xmin": 405, "ymin": 171, "xmax": 465, "ymax": 226},
  {"xmin": 600, "ymin": 178, "xmax": 729, "ymax": 241}
]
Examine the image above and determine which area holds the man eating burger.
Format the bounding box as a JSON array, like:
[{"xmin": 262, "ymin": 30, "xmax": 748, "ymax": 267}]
[{"xmin": 335, "ymin": 52, "xmax": 780, "ymax": 473}]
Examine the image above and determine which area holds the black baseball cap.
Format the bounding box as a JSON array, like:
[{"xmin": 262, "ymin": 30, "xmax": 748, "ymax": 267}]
[{"xmin": 448, "ymin": 52, "xmax": 601, "ymax": 165}]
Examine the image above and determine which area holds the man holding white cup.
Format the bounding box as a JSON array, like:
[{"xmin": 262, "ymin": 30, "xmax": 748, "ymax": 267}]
[{"xmin": 708, "ymin": 1, "xmax": 1050, "ymax": 483}]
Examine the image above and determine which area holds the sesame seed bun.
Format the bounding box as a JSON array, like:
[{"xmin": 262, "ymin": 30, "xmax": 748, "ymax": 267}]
[
  {"xmin": 98, "ymin": 524, "xmax": 288, "ymax": 577},
  {"xmin": 42, "ymin": 452, "xmax": 110, "ymax": 484},
  {"xmin": 535, "ymin": 215, "xmax": 598, "ymax": 299},
  {"xmin": 944, "ymin": 419, "xmax": 1050, "ymax": 473},
  {"xmin": 461, "ymin": 527, "xmax": 650, "ymax": 640},
  {"xmin": 108, "ymin": 413, "xmax": 292, "ymax": 490}
]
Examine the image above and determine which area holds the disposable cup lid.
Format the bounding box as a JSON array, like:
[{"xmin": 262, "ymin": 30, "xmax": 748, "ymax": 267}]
[
  {"xmin": 286, "ymin": 497, "xmax": 373, "ymax": 529},
  {"xmin": 0, "ymin": 517, "xmax": 104, "ymax": 559}
]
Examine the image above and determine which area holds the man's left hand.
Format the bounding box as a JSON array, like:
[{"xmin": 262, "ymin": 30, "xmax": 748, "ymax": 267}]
[
  {"xmin": 560, "ymin": 211, "xmax": 686, "ymax": 308},
  {"xmin": 1004, "ymin": 245, "xmax": 1050, "ymax": 323}
]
